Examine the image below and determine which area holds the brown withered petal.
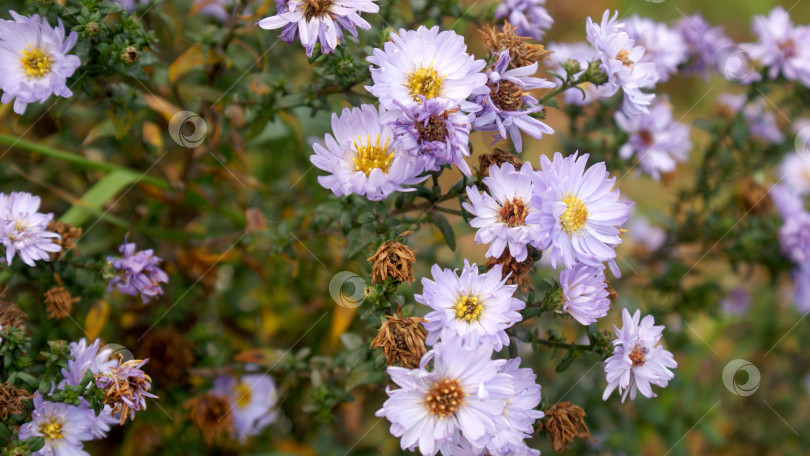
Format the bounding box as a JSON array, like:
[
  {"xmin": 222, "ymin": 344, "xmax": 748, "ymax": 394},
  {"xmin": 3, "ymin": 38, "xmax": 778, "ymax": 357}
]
[
  {"xmin": 0, "ymin": 382, "xmax": 31, "ymax": 420},
  {"xmin": 185, "ymin": 393, "xmax": 234, "ymax": 446},
  {"xmin": 46, "ymin": 221, "xmax": 82, "ymax": 260},
  {"xmin": 477, "ymin": 148, "xmax": 523, "ymax": 179},
  {"xmin": 738, "ymin": 177, "xmax": 772, "ymax": 214},
  {"xmin": 371, "ymin": 314, "xmax": 428, "ymax": 368},
  {"xmin": 480, "ymin": 22, "xmax": 553, "ymax": 68},
  {"xmin": 139, "ymin": 327, "xmax": 195, "ymax": 385},
  {"xmin": 367, "ymin": 240, "xmax": 417, "ymax": 284},
  {"xmin": 605, "ymin": 280, "xmax": 618, "ymax": 303},
  {"xmin": 44, "ymin": 286, "xmax": 80, "ymax": 320},
  {"xmin": 486, "ymin": 250, "xmax": 534, "ymax": 291},
  {"xmin": 0, "ymin": 290, "xmax": 27, "ymax": 331},
  {"xmin": 540, "ymin": 401, "xmax": 594, "ymax": 453}
]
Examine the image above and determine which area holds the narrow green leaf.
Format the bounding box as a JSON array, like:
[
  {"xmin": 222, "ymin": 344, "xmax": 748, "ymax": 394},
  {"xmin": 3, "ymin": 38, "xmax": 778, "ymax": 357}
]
[
  {"xmin": 430, "ymin": 212, "xmax": 456, "ymax": 251},
  {"xmin": 60, "ymin": 169, "xmax": 142, "ymax": 226}
]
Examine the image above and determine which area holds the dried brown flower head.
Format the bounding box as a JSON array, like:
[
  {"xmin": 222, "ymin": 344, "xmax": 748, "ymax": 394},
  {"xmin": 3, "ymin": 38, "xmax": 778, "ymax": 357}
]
[
  {"xmin": 738, "ymin": 177, "xmax": 773, "ymax": 214},
  {"xmin": 480, "ymin": 22, "xmax": 553, "ymax": 68},
  {"xmin": 540, "ymin": 401, "xmax": 594, "ymax": 453},
  {"xmin": 185, "ymin": 393, "xmax": 234, "ymax": 446},
  {"xmin": 0, "ymin": 382, "xmax": 31, "ymax": 420},
  {"xmin": 0, "ymin": 290, "xmax": 27, "ymax": 331},
  {"xmin": 486, "ymin": 250, "xmax": 534, "ymax": 291},
  {"xmin": 139, "ymin": 327, "xmax": 195, "ymax": 385},
  {"xmin": 605, "ymin": 280, "xmax": 618, "ymax": 303},
  {"xmin": 371, "ymin": 312, "xmax": 428, "ymax": 368},
  {"xmin": 95, "ymin": 357, "xmax": 156, "ymax": 425},
  {"xmin": 367, "ymin": 239, "xmax": 417, "ymax": 284},
  {"xmin": 44, "ymin": 284, "xmax": 80, "ymax": 320},
  {"xmin": 478, "ymin": 148, "xmax": 523, "ymax": 179},
  {"xmin": 46, "ymin": 221, "xmax": 82, "ymax": 260}
]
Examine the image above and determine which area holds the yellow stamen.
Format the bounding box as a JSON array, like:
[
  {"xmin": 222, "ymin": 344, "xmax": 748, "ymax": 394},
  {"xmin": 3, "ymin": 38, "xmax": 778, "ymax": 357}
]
[
  {"xmin": 560, "ymin": 196, "xmax": 588, "ymax": 233},
  {"xmin": 352, "ymin": 134, "xmax": 395, "ymax": 176},
  {"xmin": 38, "ymin": 420, "xmax": 64, "ymax": 440},
  {"xmin": 20, "ymin": 47, "xmax": 53, "ymax": 79},
  {"xmin": 454, "ymin": 295, "xmax": 483, "ymax": 322},
  {"xmin": 235, "ymin": 383, "xmax": 252, "ymax": 408},
  {"xmin": 616, "ymin": 49, "xmax": 634, "ymax": 68},
  {"xmin": 405, "ymin": 66, "xmax": 444, "ymax": 102}
]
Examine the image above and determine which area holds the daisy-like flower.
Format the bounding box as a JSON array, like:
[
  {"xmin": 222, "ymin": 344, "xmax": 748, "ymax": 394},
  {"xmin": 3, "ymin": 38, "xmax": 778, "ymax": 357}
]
[
  {"xmin": 528, "ymin": 152, "xmax": 632, "ymax": 275},
  {"xmin": 392, "ymin": 97, "xmax": 473, "ymax": 176},
  {"xmin": 107, "ymin": 238, "xmax": 169, "ymax": 304},
  {"xmin": 623, "ymin": 16, "xmax": 688, "ymax": 83},
  {"xmin": 94, "ymin": 358, "xmax": 157, "ymax": 424},
  {"xmin": 212, "ymin": 373, "xmax": 278, "ymax": 443},
  {"xmin": 559, "ymin": 264, "xmax": 610, "ymax": 326},
  {"xmin": 0, "ymin": 12, "xmax": 81, "ymax": 115},
  {"xmin": 257, "ymin": 0, "xmax": 379, "ymax": 57},
  {"xmin": 375, "ymin": 338, "xmax": 515, "ymax": 455},
  {"xmin": 675, "ymin": 14, "xmax": 733, "ymax": 79},
  {"xmin": 191, "ymin": 0, "xmax": 234, "ymax": 22},
  {"xmin": 462, "ymin": 162, "xmax": 547, "ymax": 262},
  {"xmin": 717, "ymin": 93, "xmax": 785, "ymax": 144},
  {"xmin": 311, "ymin": 104, "xmax": 426, "ymax": 201},
  {"xmin": 586, "ymin": 10, "xmax": 659, "ymax": 116},
  {"xmin": 602, "ymin": 308, "xmax": 677, "ymax": 402},
  {"xmin": 615, "ymin": 99, "xmax": 692, "ymax": 180},
  {"xmin": 470, "ymin": 50, "xmax": 555, "ymax": 152},
  {"xmin": 626, "ymin": 213, "xmax": 666, "ymax": 252},
  {"xmin": 742, "ymin": 6, "xmax": 810, "ymax": 87},
  {"xmin": 18, "ymin": 395, "xmax": 96, "ymax": 456},
  {"xmin": 546, "ymin": 42, "xmax": 602, "ymax": 106},
  {"xmin": 0, "ymin": 192, "xmax": 61, "ymax": 267},
  {"xmin": 366, "ymin": 26, "xmax": 487, "ymax": 110},
  {"xmin": 771, "ymin": 185, "xmax": 810, "ymax": 267},
  {"xmin": 778, "ymin": 152, "xmax": 810, "ymax": 196},
  {"xmin": 416, "ymin": 261, "xmax": 524, "ymax": 351},
  {"xmin": 494, "ymin": 0, "xmax": 553, "ymax": 42},
  {"xmin": 484, "ymin": 357, "xmax": 544, "ymax": 456}
]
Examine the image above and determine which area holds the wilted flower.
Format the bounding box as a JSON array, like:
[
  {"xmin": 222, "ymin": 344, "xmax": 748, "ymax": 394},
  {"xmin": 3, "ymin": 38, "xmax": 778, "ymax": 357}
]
[
  {"xmin": 139, "ymin": 327, "xmax": 195, "ymax": 384},
  {"xmin": 257, "ymin": 0, "xmax": 379, "ymax": 57},
  {"xmin": 615, "ymin": 99, "xmax": 692, "ymax": 180},
  {"xmin": 602, "ymin": 308, "xmax": 677, "ymax": 402},
  {"xmin": 0, "ymin": 192, "xmax": 61, "ymax": 267},
  {"xmin": 0, "ymin": 292, "xmax": 27, "ymax": 332},
  {"xmin": 463, "ymin": 162, "xmax": 547, "ymax": 262},
  {"xmin": 416, "ymin": 260, "xmax": 524, "ymax": 350},
  {"xmin": 367, "ymin": 239, "xmax": 417, "ymax": 284},
  {"xmin": 540, "ymin": 401, "xmax": 593, "ymax": 453},
  {"xmin": 44, "ymin": 283, "xmax": 80, "ymax": 320},
  {"xmin": 0, "ymin": 382, "xmax": 31, "ymax": 420},
  {"xmin": 559, "ymin": 264, "xmax": 611, "ymax": 326},
  {"xmin": 486, "ymin": 250, "xmax": 534, "ymax": 291},
  {"xmin": 370, "ymin": 313, "xmax": 428, "ymax": 368},
  {"xmin": 18, "ymin": 395, "xmax": 96, "ymax": 456},
  {"xmin": 107, "ymin": 239, "xmax": 169, "ymax": 304},
  {"xmin": 586, "ymin": 10, "xmax": 659, "ymax": 115},
  {"xmin": 310, "ymin": 104, "xmax": 426, "ymax": 201},
  {"xmin": 366, "ymin": 26, "xmax": 487, "ymax": 111},
  {"xmin": 470, "ymin": 50, "xmax": 555, "ymax": 152},
  {"xmin": 742, "ymin": 6, "xmax": 810, "ymax": 87},
  {"xmin": 375, "ymin": 338, "xmax": 516, "ymax": 455},
  {"xmin": 212, "ymin": 373, "xmax": 278, "ymax": 443},
  {"xmin": 95, "ymin": 358, "xmax": 157, "ymax": 425},
  {"xmin": 480, "ymin": 22, "xmax": 552, "ymax": 68},
  {"xmin": 185, "ymin": 393, "xmax": 234, "ymax": 446},
  {"xmin": 675, "ymin": 14, "xmax": 734, "ymax": 79},
  {"xmin": 0, "ymin": 12, "xmax": 81, "ymax": 115},
  {"xmin": 546, "ymin": 42, "xmax": 602, "ymax": 106},
  {"xmin": 46, "ymin": 221, "xmax": 81, "ymax": 259},
  {"xmin": 624, "ymin": 16, "xmax": 688, "ymax": 83},
  {"xmin": 494, "ymin": 0, "xmax": 553, "ymax": 42}
]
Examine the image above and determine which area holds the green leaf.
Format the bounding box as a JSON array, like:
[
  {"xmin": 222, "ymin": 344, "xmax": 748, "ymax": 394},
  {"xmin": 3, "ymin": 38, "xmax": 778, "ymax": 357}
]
[
  {"xmin": 430, "ymin": 212, "xmax": 456, "ymax": 251},
  {"xmin": 60, "ymin": 169, "xmax": 143, "ymax": 226}
]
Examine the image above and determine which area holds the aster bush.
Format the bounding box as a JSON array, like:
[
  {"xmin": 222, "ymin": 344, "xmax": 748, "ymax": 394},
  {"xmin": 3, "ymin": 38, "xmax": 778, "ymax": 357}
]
[{"xmin": 2, "ymin": 0, "xmax": 810, "ymax": 455}]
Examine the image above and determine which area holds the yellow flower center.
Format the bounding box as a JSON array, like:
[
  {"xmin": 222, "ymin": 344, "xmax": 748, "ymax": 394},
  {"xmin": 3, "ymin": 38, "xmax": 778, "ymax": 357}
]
[
  {"xmin": 21, "ymin": 47, "xmax": 53, "ymax": 79},
  {"xmin": 616, "ymin": 49, "xmax": 634, "ymax": 68},
  {"xmin": 560, "ymin": 195, "xmax": 588, "ymax": 233},
  {"xmin": 235, "ymin": 383, "xmax": 252, "ymax": 408},
  {"xmin": 353, "ymin": 134, "xmax": 394, "ymax": 176},
  {"xmin": 406, "ymin": 66, "xmax": 444, "ymax": 102},
  {"xmin": 454, "ymin": 294, "xmax": 483, "ymax": 322},
  {"xmin": 425, "ymin": 378, "xmax": 466, "ymax": 418},
  {"xmin": 38, "ymin": 420, "xmax": 63, "ymax": 440}
]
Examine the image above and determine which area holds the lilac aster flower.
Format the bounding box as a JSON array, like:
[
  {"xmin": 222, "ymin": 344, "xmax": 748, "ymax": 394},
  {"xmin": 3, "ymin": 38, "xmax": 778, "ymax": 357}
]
[
  {"xmin": 675, "ymin": 14, "xmax": 734, "ymax": 79},
  {"xmin": 720, "ymin": 288, "xmax": 751, "ymax": 316},
  {"xmin": 462, "ymin": 162, "xmax": 547, "ymax": 262},
  {"xmin": 484, "ymin": 357, "xmax": 544, "ymax": 456},
  {"xmin": 528, "ymin": 152, "xmax": 632, "ymax": 275},
  {"xmin": 718, "ymin": 93, "xmax": 785, "ymax": 144},
  {"xmin": 494, "ymin": 0, "xmax": 553, "ymax": 42},
  {"xmin": 772, "ymin": 185, "xmax": 810, "ymax": 268},
  {"xmin": 602, "ymin": 308, "xmax": 677, "ymax": 403},
  {"xmin": 366, "ymin": 26, "xmax": 487, "ymax": 111},
  {"xmin": 212, "ymin": 373, "xmax": 278, "ymax": 442},
  {"xmin": 794, "ymin": 266, "xmax": 810, "ymax": 311},
  {"xmin": 61, "ymin": 338, "xmax": 117, "ymax": 387},
  {"xmin": 192, "ymin": 0, "xmax": 234, "ymax": 22},
  {"xmin": 470, "ymin": 50, "xmax": 555, "ymax": 152},
  {"xmin": 624, "ymin": 16, "xmax": 688, "ymax": 83},
  {"xmin": 626, "ymin": 214, "xmax": 666, "ymax": 252},
  {"xmin": 113, "ymin": 0, "xmax": 149, "ymax": 11},
  {"xmin": 0, "ymin": 192, "xmax": 61, "ymax": 267},
  {"xmin": 586, "ymin": 10, "xmax": 659, "ymax": 116},
  {"xmin": 310, "ymin": 104, "xmax": 426, "ymax": 201},
  {"xmin": 742, "ymin": 7, "xmax": 810, "ymax": 87},
  {"xmin": 546, "ymin": 42, "xmax": 602, "ymax": 106},
  {"xmin": 0, "ymin": 12, "xmax": 81, "ymax": 115},
  {"xmin": 18, "ymin": 395, "xmax": 96, "ymax": 456},
  {"xmin": 416, "ymin": 260, "xmax": 525, "ymax": 351},
  {"xmin": 778, "ymin": 152, "xmax": 810, "ymax": 196},
  {"xmin": 615, "ymin": 99, "xmax": 692, "ymax": 180},
  {"xmin": 392, "ymin": 97, "xmax": 473, "ymax": 176},
  {"xmin": 375, "ymin": 338, "xmax": 515, "ymax": 455},
  {"xmin": 107, "ymin": 239, "xmax": 169, "ymax": 304},
  {"xmin": 559, "ymin": 264, "xmax": 611, "ymax": 326},
  {"xmin": 257, "ymin": 0, "xmax": 379, "ymax": 57}
]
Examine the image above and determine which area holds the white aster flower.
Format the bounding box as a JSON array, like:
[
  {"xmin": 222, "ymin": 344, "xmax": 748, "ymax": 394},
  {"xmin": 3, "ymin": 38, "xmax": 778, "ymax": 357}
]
[{"xmin": 559, "ymin": 264, "xmax": 611, "ymax": 326}]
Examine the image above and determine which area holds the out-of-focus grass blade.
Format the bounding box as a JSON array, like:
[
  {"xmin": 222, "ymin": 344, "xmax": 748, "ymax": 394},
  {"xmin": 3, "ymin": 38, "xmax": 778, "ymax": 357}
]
[{"xmin": 60, "ymin": 169, "xmax": 142, "ymax": 226}]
